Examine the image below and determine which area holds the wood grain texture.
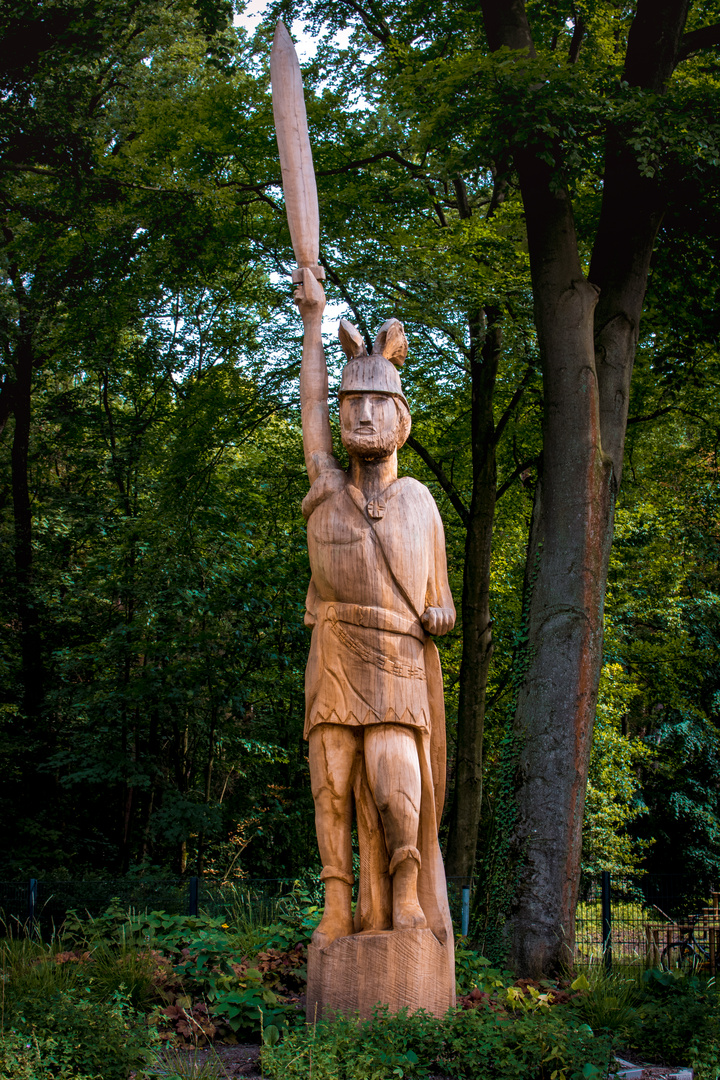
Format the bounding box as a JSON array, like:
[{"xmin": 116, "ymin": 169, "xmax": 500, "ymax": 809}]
[
  {"xmin": 278, "ymin": 76, "xmax": 458, "ymax": 1010},
  {"xmin": 307, "ymin": 929, "xmax": 455, "ymax": 1020},
  {"xmin": 270, "ymin": 22, "xmax": 321, "ymax": 273}
]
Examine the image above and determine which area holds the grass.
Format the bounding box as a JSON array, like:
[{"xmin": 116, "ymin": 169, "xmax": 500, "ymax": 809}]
[
  {"xmin": 150, "ymin": 1047, "xmax": 227, "ymax": 1079},
  {"xmin": 570, "ymin": 967, "xmax": 646, "ymax": 1032}
]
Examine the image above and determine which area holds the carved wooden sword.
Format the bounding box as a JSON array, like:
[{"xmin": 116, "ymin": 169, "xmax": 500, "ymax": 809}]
[{"xmin": 270, "ymin": 21, "xmax": 325, "ymax": 284}]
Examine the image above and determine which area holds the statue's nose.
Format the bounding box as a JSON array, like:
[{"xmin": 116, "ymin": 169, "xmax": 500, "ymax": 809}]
[{"xmin": 359, "ymin": 398, "xmax": 373, "ymax": 423}]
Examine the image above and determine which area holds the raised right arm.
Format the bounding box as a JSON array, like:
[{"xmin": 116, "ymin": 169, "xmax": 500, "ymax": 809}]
[{"xmin": 294, "ymin": 268, "xmax": 338, "ymax": 485}]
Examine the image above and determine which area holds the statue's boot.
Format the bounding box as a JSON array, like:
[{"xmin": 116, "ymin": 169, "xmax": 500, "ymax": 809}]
[
  {"xmin": 390, "ymin": 846, "xmax": 427, "ymax": 931},
  {"xmin": 312, "ymin": 872, "xmax": 354, "ymax": 948}
]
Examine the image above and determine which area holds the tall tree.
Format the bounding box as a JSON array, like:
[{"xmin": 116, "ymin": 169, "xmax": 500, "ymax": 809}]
[
  {"xmin": 277, "ymin": 0, "xmax": 720, "ymax": 970},
  {"xmin": 1, "ymin": 0, "xmax": 225, "ymax": 719},
  {"xmin": 0, "ymin": 0, "xmax": 311, "ymax": 872},
  {"xmin": 476, "ymin": 0, "xmax": 720, "ymax": 974}
]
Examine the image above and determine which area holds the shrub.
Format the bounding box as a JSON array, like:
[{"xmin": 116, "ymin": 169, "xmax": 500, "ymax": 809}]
[
  {"xmin": 568, "ymin": 970, "xmax": 644, "ymax": 1033},
  {"xmin": 622, "ymin": 969, "xmax": 720, "ymax": 1063},
  {"xmin": 261, "ymin": 1004, "xmax": 614, "ymax": 1080},
  {"xmin": 5, "ymin": 988, "xmax": 157, "ymax": 1080},
  {"xmin": 0, "ymin": 1029, "xmax": 100, "ymax": 1080},
  {"xmin": 454, "ymin": 947, "xmax": 512, "ymax": 996},
  {"xmin": 88, "ymin": 944, "xmax": 173, "ymax": 1010},
  {"xmin": 689, "ymin": 1041, "xmax": 720, "ymax": 1080}
]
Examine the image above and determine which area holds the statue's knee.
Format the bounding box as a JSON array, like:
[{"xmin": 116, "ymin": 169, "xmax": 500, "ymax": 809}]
[
  {"xmin": 372, "ymin": 790, "xmax": 390, "ymax": 814},
  {"xmin": 377, "ymin": 789, "xmax": 419, "ymax": 821},
  {"xmin": 313, "ymin": 783, "xmax": 348, "ymax": 816}
]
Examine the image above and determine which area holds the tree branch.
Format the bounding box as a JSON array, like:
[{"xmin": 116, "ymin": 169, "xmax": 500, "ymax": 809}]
[
  {"xmin": 453, "ymin": 176, "xmax": 472, "ymax": 220},
  {"xmin": 320, "ymin": 257, "xmax": 375, "ymax": 351},
  {"xmin": 568, "ymin": 9, "xmax": 585, "ymax": 64},
  {"xmin": 485, "ymin": 665, "xmax": 513, "ymax": 714},
  {"xmin": 626, "ymin": 405, "xmax": 674, "ymax": 425},
  {"xmin": 0, "ymin": 373, "xmax": 14, "ymax": 437},
  {"xmin": 624, "ymin": 0, "xmax": 691, "ymax": 92},
  {"xmin": 496, "ymin": 456, "xmax": 537, "ymax": 501},
  {"xmin": 317, "ymin": 149, "xmax": 425, "ymax": 178},
  {"xmin": 677, "ymin": 22, "xmax": 720, "ymax": 62},
  {"xmin": 340, "ymin": 0, "xmax": 392, "ymax": 43},
  {"xmin": 493, "ymin": 363, "xmax": 533, "ymax": 447},
  {"xmin": 406, "ymin": 434, "xmax": 470, "ymax": 527},
  {"xmin": 480, "ymin": 0, "xmax": 535, "ymax": 54},
  {"xmin": 426, "ymin": 181, "xmax": 448, "ymax": 227}
]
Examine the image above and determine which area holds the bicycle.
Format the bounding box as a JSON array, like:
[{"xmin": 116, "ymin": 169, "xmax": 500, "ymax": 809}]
[{"xmin": 660, "ymin": 914, "xmax": 711, "ymax": 974}]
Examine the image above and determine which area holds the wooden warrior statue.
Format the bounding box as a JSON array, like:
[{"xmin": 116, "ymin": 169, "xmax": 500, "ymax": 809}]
[{"xmin": 271, "ymin": 22, "xmax": 456, "ymax": 1019}]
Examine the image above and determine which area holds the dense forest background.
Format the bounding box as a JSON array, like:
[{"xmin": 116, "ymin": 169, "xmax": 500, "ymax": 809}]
[{"xmin": 1, "ymin": 0, "xmax": 719, "ymax": 914}]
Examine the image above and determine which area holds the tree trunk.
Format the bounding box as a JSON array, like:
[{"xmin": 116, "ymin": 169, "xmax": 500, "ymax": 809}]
[
  {"xmin": 11, "ymin": 331, "xmax": 43, "ymax": 721},
  {"xmin": 3, "ymin": 228, "xmax": 44, "ymax": 722},
  {"xmin": 445, "ymin": 308, "xmax": 501, "ymax": 883},
  {"xmin": 478, "ymin": 0, "xmax": 691, "ymax": 974},
  {"xmin": 197, "ymin": 685, "xmax": 217, "ymax": 876},
  {"xmin": 506, "ymin": 146, "xmax": 614, "ymax": 973}
]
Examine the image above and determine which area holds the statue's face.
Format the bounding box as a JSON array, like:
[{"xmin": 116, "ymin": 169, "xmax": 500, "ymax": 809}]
[{"xmin": 340, "ymin": 393, "xmax": 399, "ymax": 460}]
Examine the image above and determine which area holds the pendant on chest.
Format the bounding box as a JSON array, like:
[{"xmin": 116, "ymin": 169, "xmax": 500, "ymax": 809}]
[{"xmin": 366, "ymin": 498, "xmax": 387, "ymax": 520}]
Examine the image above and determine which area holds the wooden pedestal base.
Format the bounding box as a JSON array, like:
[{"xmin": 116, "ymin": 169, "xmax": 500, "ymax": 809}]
[{"xmin": 306, "ymin": 928, "xmax": 455, "ymax": 1021}]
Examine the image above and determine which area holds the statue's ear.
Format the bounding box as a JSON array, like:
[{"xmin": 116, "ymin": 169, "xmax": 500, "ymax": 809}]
[
  {"xmin": 338, "ymin": 319, "xmax": 368, "ymax": 359},
  {"xmin": 373, "ymin": 318, "xmax": 407, "ymax": 367}
]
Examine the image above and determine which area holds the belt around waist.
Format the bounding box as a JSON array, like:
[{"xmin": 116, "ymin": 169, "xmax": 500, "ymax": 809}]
[{"xmin": 319, "ymin": 601, "xmax": 426, "ymax": 643}]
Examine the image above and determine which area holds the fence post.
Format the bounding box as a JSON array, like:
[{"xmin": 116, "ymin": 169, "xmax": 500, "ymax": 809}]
[
  {"xmin": 188, "ymin": 876, "xmax": 199, "ymax": 917},
  {"xmin": 461, "ymin": 886, "xmax": 470, "ymax": 937},
  {"xmin": 28, "ymin": 878, "xmax": 38, "ymax": 930},
  {"xmin": 601, "ymin": 870, "xmax": 612, "ymax": 971}
]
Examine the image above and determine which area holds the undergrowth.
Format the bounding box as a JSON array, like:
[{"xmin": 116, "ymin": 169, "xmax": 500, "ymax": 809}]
[{"xmin": 1, "ymin": 898, "xmax": 719, "ymax": 1079}]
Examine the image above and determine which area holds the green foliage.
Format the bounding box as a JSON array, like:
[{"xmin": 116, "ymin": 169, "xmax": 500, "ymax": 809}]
[
  {"xmin": 210, "ymin": 971, "xmax": 289, "ymax": 1039},
  {"xmin": 569, "ymin": 969, "xmax": 644, "ymax": 1033},
  {"xmin": 443, "ymin": 1007, "xmax": 610, "ymax": 1080},
  {"xmin": 62, "ymin": 906, "xmax": 231, "ymax": 953},
  {"xmin": 623, "ymin": 968, "xmax": 720, "ymax": 1063},
  {"xmin": 568, "ymin": 965, "xmax": 720, "ymax": 1065},
  {"xmin": 1, "ymin": 902, "xmax": 309, "ymax": 1046},
  {"xmin": 600, "ymin": 371, "xmax": 720, "ymax": 899},
  {"xmin": 582, "ymin": 665, "xmax": 654, "ymax": 876},
  {"xmin": 61, "ymin": 902, "xmax": 306, "ymax": 1037},
  {"xmin": 85, "ymin": 944, "xmax": 168, "ymax": 1011},
  {"xmin": 3, "ymin": 988, "xmax": 157, "ymax": 1080},
  {"xmin": 472, "ymin": 546, "xmax": 543, "ymax": 960},
  {"xmin": 4, "ymin": 907, "xmax": 719, "ymax": 1075},
  {"xmin": 690, "ymin": 1041, "xmax": 720, "ymax": 1080},
  {"xmin": 261, "ymin": 1004, "xmax": 613, "ymax": 1080},
  {"xmin": 454, "ymin": 946, "xmax": 512, "ymax": 996},
  {"xmin": 258, "ymin": 894, "xmax": 323, "ymax": 951},
  {"xmin": 0, "ymin": 0, "xmax": 315, "ymax": 880},
  {"xmin": 0, "ymin": 937, "xmax": 83, "ymax": 999},
  {"xmin": 0, "ymin": 1029, "xmax": 99, "ymax": 1080}
]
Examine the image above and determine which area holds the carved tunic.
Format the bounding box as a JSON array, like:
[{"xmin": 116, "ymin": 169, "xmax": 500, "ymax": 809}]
[{"xmin": 302, "ymin": 467, "xmax": 449, "ymax": 737}]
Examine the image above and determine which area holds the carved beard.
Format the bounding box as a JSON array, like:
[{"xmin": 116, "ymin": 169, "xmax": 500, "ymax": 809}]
[{"xmin": 340, "ymin": 426, "xmax": 399, "ymax": 461}]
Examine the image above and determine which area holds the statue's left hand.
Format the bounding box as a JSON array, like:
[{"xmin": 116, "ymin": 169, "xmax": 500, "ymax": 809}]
[{"xmin": 421, "ymin": 607, "xmax": 455, "ymax": 636}]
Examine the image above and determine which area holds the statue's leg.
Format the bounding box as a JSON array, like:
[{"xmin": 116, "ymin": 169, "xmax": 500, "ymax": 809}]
[
  {"xmin": 364, "ymin": 724, "xmax": 427, "ymax": 931},
  {"xmin": 308, "ymin": 723, "xmax": 359, "ymax": 947},
  {"xmin": 353, "ymin": 752, "xmax": 392, "ymax": 932}
]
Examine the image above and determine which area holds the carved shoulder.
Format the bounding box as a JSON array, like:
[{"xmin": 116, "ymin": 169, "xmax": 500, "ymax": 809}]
[
  {"xmin": 395, "ymin": 476, "xmax": 443, "ymax": 519},
  {"xmin": 302, "ymin": 467, "xmax": 347, "ymax": 520}
]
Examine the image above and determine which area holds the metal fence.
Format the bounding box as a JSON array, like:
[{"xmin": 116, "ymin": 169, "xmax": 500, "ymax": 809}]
[
  {"xmin": 0, "ymin": 876, "xmax": 301, "ymax": 932},
  {"xmin": 575, "ymin": 872, "xmax": 719, "ymax": 968},
  {"xmin": 2, "ymin": 871, "xmax": 715, "ymax": 970}
]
